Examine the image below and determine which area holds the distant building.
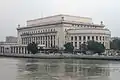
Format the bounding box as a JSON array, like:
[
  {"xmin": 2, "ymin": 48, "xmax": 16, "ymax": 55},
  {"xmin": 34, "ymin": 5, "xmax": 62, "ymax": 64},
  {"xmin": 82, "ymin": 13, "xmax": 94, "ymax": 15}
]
[
  {"xmin": 6, "ymin": 36, "xmax": 17, "ymax": 43},
  {"xmin": 0, "ymin": 42, "xmax": 18, "ymax": 53},
  {"xmin": 0, "ymin": 36, "xmax": 18, "ymax": 53}
]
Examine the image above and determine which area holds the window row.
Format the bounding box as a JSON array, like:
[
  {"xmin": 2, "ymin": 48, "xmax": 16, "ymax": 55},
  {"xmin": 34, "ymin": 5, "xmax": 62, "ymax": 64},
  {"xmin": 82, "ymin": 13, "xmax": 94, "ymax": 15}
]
[
  {"xmin": 71, "ymin": 36, "xmax": 107, "ymax": 41},
  {"xmin": 21, "ymin": 28, "xmax": 56, "ymax": 35},
  {"xmin": 72, "ymin": 24, "xmax": 97, "ymax": 28},
  {"xmin": 21, "ymin": 35, "xmax": 56, "ymax": 45},
  {"xmin": 71, "ymin": 42, "xmax": 106, "ymax": 48}
]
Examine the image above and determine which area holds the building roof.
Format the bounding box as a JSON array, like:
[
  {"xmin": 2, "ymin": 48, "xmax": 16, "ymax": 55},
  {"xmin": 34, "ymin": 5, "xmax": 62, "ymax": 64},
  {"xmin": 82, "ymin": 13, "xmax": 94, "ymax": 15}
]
[
  {"xmin": 27, "ymin": 14, "xmax": 92, "ymax": 22},
  {"xmin": 17, "ymin": 14, "xmax": 104, "ymax": 30}
]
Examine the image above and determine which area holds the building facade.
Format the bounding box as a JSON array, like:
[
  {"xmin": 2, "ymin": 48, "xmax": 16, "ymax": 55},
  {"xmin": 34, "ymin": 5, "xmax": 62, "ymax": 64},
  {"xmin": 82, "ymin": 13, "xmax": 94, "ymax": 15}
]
[{"xmin": 17, "ymin": 14, "xmax": 111, "ymax": 49}]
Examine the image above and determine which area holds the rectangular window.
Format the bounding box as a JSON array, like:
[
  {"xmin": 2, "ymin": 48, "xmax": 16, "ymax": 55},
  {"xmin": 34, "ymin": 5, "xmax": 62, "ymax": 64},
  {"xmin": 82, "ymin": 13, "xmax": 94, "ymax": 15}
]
[
  {"xmin": 75, "ymin": 36, "xmax": 77, "ymax": 41},
  {"xmin": 92, "ymin": 36, "xmax": 94, "ymax": 40},
  {"xmin": 54, "ymin": 40, "xmax": 55, "ymax": 46},
  {"xmin": 71, "ymin": 36, "xmax": 73, "ymax": 41},
  {"xmin": 79, "ymin": 42, "xmax": 81, "ymax": 48},
  {"xmin": 79, "ymin": 36, "xmax": 81, "ymax": 40},
  {"xmin": 103, "ymin": 36, "xmax": 104, "ymax": 40},
  {"xmin": 46, "ymin": 41, "xmax": 47, "ymax": 47},
  {"xmin": 100, "ymin": 36, "xmax": 101, "ymax": 40},
  {"xmin": 75, "ymin": 42, "xmax": 77, "ymax": 47},
  {"xmin": 96, "ymin": 36, "xmax": 98, "ymax": 40},
  {"xmin": 87, "ymin": 36, "xmax": 90, "ymax": 40},
  {"xmin": 43, "ymin": 36, "xmax": 44, "ymax": 40},
  {"xmin": 83, "ymin": 36, "xmax": 86, "ymax": 40}
]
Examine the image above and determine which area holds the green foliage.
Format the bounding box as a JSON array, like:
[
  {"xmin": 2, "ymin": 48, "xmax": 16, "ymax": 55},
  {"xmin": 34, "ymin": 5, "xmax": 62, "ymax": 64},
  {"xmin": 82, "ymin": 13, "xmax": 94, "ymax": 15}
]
[
  {"xmin": 110, "ymin": 39, "xmax": 120, "ymax": 50},
  {"xmin": 64, "ymin": 42, "xmax": 74, "ymax": 53},
  {"xmin": 79, "ymin": 42, "xmax": 87, "ymax": 54},
  {"xmin": 27, "ymin": 42, "xmax": 38, "ymax": 54},
  {"xmin": 87, "ymin": 41, "xmax": 105, "ymax": 54}
]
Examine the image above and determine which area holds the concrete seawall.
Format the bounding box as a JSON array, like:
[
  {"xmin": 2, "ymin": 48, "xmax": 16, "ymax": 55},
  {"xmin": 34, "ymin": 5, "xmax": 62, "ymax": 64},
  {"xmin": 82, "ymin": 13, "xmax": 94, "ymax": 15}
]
[{"xmin": 0, "ymin": 53, "xmax": 120, "ymax": 60}]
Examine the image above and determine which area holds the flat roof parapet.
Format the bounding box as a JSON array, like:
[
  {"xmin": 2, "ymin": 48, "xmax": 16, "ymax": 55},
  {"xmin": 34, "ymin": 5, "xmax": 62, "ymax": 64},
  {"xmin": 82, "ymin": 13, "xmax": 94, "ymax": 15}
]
[{"xmin": 27, "ymin": 14, "xmax": 93, "ymax": 27}]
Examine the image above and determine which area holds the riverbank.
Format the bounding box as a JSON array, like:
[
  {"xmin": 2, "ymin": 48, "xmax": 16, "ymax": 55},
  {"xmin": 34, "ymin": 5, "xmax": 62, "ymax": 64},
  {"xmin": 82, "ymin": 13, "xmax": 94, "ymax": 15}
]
[{"xmin": 0, "ymin": 53, "xmax": 120, "ymax": 60}]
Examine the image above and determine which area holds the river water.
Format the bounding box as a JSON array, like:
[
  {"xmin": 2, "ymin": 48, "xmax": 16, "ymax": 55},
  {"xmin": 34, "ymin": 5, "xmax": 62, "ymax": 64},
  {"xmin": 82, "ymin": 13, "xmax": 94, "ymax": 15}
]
[{"xmin": 0, "ymin": 57, "xmax": 120, "ymax": 80}]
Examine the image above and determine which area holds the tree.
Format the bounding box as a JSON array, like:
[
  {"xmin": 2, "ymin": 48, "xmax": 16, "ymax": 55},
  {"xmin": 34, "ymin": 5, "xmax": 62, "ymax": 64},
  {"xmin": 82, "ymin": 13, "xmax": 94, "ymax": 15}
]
[
  {"xmin": 110, "ymin": 39, "xmax": 120, "ymax": 50},
  {"xmin": 27, "ymin": 42, "xmax": 38, "ymax": 54},
  {"xmin": 64, "ymin": 42, "xmax": 74, "ymax": 53},
  {"xmin": 80, "ymin": 42, "xmax": 87, "ymax": 54},
  {"xmin": 87, "ymin": 41, "xmax": 105, "ymax": 54}
]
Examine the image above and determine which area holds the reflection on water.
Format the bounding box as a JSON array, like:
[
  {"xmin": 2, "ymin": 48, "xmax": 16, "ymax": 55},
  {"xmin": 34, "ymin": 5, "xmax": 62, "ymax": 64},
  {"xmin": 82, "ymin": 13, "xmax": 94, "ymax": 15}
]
[
  {"xmin": 0, "ymin": 58, "xmax": 120, "ymax": 80},
  {"xmin": 17, "ymin": 59, "xmax": 110, "ymax": 80}
]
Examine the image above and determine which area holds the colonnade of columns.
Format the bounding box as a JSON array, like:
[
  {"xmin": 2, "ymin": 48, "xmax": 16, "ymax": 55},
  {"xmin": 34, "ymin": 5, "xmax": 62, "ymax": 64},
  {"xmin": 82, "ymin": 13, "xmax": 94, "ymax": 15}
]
[
  {"xmin": 21, "ymin": 35, "xmax": 56, "ymax": 48},
  {"xmin": 69, "ymin": 35, "xmax": 110, "ymax": 49},
  {"xmin": 0, "ymin": 46, "xmax": 28, "ymax": 54}
]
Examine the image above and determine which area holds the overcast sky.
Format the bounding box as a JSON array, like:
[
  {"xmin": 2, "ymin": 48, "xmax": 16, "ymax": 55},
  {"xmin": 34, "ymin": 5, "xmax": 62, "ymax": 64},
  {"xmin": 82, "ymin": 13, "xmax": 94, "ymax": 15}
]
[{"xmin": 0, "ymin": 0, "xmax": 120, "ymax": 41}]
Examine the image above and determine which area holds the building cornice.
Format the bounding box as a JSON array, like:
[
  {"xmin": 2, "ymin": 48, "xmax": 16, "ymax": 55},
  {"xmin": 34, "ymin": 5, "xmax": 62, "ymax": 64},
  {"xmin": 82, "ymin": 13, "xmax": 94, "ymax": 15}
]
[
  {"xmin": 20, "ymin": 31, "xmax": 57, "ymax": 36},
  {"xmin": 17, "ymin": 20, "xmax": 104, "ymax": 30}
]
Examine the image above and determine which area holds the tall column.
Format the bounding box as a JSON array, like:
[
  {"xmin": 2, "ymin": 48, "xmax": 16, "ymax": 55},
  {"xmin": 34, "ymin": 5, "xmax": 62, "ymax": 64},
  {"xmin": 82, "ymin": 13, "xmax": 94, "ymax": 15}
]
[
  {"xmin": 15, "ymin": 47, "xmax": 17, "ymax": 54},
  {"xmin": 17, "ymin": 47, "xmax": 19, "ymax": 54},
  {"xmin": 20, "ymin": 47, "xmax": 22, "ymax": 54},
  {"xmin": 24, "ymin": 47, "xmax": 26, "ymax": 54},
  {"xmin": 18, "ymin": 47, "xmax": 20, "ymax": 54},
  {"xmin": 24, "ymin": 47, "xmax": 25, "ymax": 54},
  {"xmin": 26, "ymin": 47, "xmax": 28, "ymax": 54}
]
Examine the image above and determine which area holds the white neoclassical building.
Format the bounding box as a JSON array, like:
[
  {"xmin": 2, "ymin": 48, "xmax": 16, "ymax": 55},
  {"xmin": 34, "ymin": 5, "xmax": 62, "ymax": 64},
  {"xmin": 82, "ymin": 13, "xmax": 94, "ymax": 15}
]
[
  {"xmin": 0, "ymin": 14, "xmax": 111, "ymax": 54},
  {"xmin": 17, "ymin": 14, "xmax": 111, "ymax": 49}
]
